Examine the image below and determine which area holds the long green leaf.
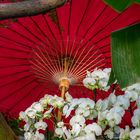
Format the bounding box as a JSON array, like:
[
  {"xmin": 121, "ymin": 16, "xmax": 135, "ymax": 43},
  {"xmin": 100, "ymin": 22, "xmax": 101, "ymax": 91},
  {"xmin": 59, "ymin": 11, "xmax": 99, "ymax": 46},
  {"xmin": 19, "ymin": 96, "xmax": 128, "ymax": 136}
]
[
  {"xmin": 108, "ymin": 69, "xmax": 116, "ymax": 86},
  {"xmin": 104, "ymin": 0, "xmax": 134, "ymax": 12},
  {"xmin": 111, "ymin": 23, "xmax": 140, "ymax": 88},
  {"xmin": 135, "ymin": 0, "xmax": 140, "ymax": 3}
]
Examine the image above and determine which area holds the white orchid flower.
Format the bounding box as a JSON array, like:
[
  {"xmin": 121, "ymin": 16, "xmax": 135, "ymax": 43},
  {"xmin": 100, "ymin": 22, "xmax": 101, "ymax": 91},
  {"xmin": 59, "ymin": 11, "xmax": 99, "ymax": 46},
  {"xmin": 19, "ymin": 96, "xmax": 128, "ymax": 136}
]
[
  {"xmin": 115, "ymin": 95, "xmax": 130, "ymax": 110},
  {"xmin": 71, "ymin": 123, "xmax": 81, "ymax": 136},
  {"xmin": 65, "ymin": 92, "xmax": 73, "ymax": 102},
  {"xmin": 98, "ymin": 78, "xmax": 110, "ymax": 90},
  {"xmin": 70, "ymin": 115, "xmax": 85, "ymax": 127},
  {"xmin": 43, "ymin": 107, "xmax": 53, "ymax": 118},
  {"xmin": 86, "ymin": 71, "xmax": 91, "ymax": 77},
  {"xmin": 63, "ymin": 104, "xmax": 70, "ymax": 117},
  {"xmin": 25, "ymin": 108, "xmax": 36, "ymax": 119},
  {"xmin": 103, "ymin": 68, "xmax": 111, "ymax": 74},
  {"xmin": 91, "ymin": 68, "xmax": 108, "ymax": 79},
  {"xmin": 49, "ymin": 95, "xmax": 65, "ymax": 108},
  {"xmin": 83, "ymin": 68, "xmax": 111, "ymax": 91},
  {"xmin": 78, "ymin": 98, "xmax": 95, "ymax": 109},
  {"xmin": 74, "ymin": 133, "xmax": 96, "ymax": 140},
  {"xmin": 98, "ymin": 110, "xmax": 109, "ymax": 121},
  {"xmin": 32, "ymin": 102, "xmax": 44, "ymax": 112},
  {"xmin": 19, "ymin": 111, "xmax": 28, "ymax": 122},
  {"xmin": 62, "ymin": 126, "xmax": 71, "ymax": 139},
  {"xmin": 39, "ymin": 98, "xmax": 48, "ymax": 107},
  {"xmin": 108, "ymin": 92, "xmax": 117, "ymax": 105},
  {"xmin": 133, "ymin": 108, "xmax": 140, "ymax": 116},
  {"xmin": 24, "ymin": 124, "xmax": 30, "ymax": 132},
  {"xmin": 88, "ymin": 109, "xmax": 98, "ymax": 119},
  {"xmin": 123, "ymin": 83, "xmax": 140, "ymax": 92},
  {"xmin": 44, "ymin": 94, "xmax": 54, "ymax": 104},
  {"xmin": 24, "ymin": 132, "xmax": 33, "ymax": 140},
  {"xmin": 104, "ymin": 128, "xmax": 114, "ymax": 139},
  {"xmin": 124, "ymin": 90, "xmax": 138, "ymax": 102},
  {"xmin": 54, "ymin": 95, "xmax": 65, "ymax": 108},
  {"xmin": 98, "ymin": 110, "xmax": 109, "ymax": 129},
  {"xmin": 63, "ymin": 104, "xmax": 75, "ymax": 118},
  {"xmin": 63, "ymin": 98, "xmax": 80, "ymax": 118},
  {"xmin": 131, "ymin": 109, "xmax": 140, "ymax": 127},
  {"xmin": 34, "ymin": 131, "xmax": 45, "ymax": 140},
  {"xmin": 106, "ymin": 107, "xmax": 124, "ymax": 127},
  {"xmin": 83, "ymin": 77, "xmax": 96, "ymax": 90},
  {"xmin": 34, "ymin": 120, "xmax": 47, "ymax": 130},
  {"xmin": 119, "ymin": 126, "xmax": 130, "ymax": 140},
  {"xmin": 55, "ymin": 128, "xmax": 64, "ymax": 138},
  {"xmin": 57, "ymin": 121, "xmax": 64, "ymax": 128},
  {"xmin": 136, "ymin": 96, "xmax": 140, "ymax": 108},
  {"xmin": 111, "ymin": 106, "xmax": 125, "ymax": 117},
  {"xmin": 96, "ymin": 99, "xmax": 108, "ymax": 111},
  {"xmin": 84, "ymin": 123, "xmax": 102, "ymax": 136},
  {"xmin": 130, "ymin": 128, "xmax": 140, "ymax": 140},
  {"xmin": 75, "ymin": 107, "xmax": 90, "ymax": 117},
  {"xmin": 132, "ymin": 115, "xmax": 140, "ymax": 127}
]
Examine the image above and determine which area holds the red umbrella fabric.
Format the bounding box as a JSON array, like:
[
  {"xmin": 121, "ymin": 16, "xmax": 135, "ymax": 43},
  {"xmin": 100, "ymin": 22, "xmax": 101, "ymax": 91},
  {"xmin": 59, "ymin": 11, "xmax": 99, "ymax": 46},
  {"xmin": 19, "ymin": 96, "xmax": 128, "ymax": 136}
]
[{"xmin": 0, "ymin": 0, "xmax": 140, "ymax": 120}]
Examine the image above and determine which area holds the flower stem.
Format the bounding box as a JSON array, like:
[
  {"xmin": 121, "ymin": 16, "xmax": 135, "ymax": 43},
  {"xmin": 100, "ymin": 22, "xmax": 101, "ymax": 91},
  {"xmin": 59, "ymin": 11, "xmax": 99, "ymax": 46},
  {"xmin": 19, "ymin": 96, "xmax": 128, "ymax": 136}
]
[{"xmin": 57, "ymin": 86, "xmax": 66, "ymax": 121}]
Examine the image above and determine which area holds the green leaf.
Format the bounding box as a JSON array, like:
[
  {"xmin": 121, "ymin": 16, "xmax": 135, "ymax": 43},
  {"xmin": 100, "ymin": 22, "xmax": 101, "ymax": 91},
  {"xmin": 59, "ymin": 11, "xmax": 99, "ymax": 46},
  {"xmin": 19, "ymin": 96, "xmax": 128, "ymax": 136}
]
[
  {"xmin": 135, "ymin": 0, "xmax": 140, "ymax": 3},
  {"xmin": 108, "ymin": 69, "xmax": 116, "ymax": 86},
  {"xmin": 111, "ymin": 23, "xmax": 140, "ymax": 88},
  {"xmin": 104, "ymin": 0, "xmax": 134, "ymax": 12}
]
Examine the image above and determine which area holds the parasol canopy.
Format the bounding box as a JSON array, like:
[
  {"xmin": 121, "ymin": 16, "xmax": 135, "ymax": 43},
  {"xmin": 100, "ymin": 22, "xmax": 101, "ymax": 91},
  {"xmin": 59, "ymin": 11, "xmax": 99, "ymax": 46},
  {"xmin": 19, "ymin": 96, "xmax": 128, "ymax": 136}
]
[{"xmin": 0, "ymin": 0, "xmax": 140, "ymax": 122}]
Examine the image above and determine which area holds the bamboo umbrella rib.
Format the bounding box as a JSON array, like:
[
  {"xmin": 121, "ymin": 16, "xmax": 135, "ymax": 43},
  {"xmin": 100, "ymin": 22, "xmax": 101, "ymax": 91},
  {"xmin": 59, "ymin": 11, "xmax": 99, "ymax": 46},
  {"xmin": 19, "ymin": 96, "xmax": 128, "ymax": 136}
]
[
  {"xmin": 34, "ymin": 76, "xmax": 51, "ymax": 82},
  {"xmin": 0, "ymin": 35, "xmax": 32, "ymax": 50},
  {"xmin": 75, "ymin": 0, "xmax": 91, "ymax": 36},
  {"xmin": 30, "ymin": 61, "xmax": 54, "ymax": 78},
  {"xmin": 42, "ymin": 44, "xmax": 61, "ymax": 73},
  {"xmin": 67, "ymin": 0, "xmax": 72, "ymax": 37},
  {"xmin": 32, "ymin": 50, "xmax": 57, "ymax": 75},
  {"xmin": 9, "ymin": 83, "xmax": 39, "ymax": 112},
  {"xmin": 68, "ymin": 43, "xmax": 93, "ymax": 73},
  {"xmin": 66, "ymin": 0, "xmax": 91, "ymax": 66},
  {"xmin": 55, "ymin": 10, "xmax": 65, "ymax": 49},
  {"xmin": 0, "ymin": 74, "xmax": 33, "ymax": 88},
  {"xmin": 82, "ymin": 13, "xmax": 122, "ymax": 47},
  {"xmin": 30, "ymin": 17, "xmax": 54, "ymax": 46},
  {"xmin": 17, "ymin": 21, "xmax": 52, "ymax": 47},
  {"xmin": 66, "ymin": 37, "xmax": 76, "ymax": 65},
  {"xmin": 94, "ymin": 35, "xmax": 110, "ymax": 45},
  {"xmin": 0, "ymin": 78, "xmax": 37, "ymax": 102},
  {"xmin": 31, "ymin": 66, "xmax": 51, "ymax": 77},
  {"xmin": 80, "ymin": 5, "xmax": 107, "ymax": 43},
  {"xmin": 43, "ymin": 14, "xmax": 64, "ymax": 73},
  {"xmin": 0, "ymin": 44, "xmax": 30, "ymax": 53},
  {"xmin": 69, "ymin": 45, "xmax": 97, "ymax": 74},
  {"xmin": 74, "ymin": 56, "xmax": 105, "ymax": 77},
  {"xmin": 7, "ymin": 27, "xmax": 39, "ymax": 45},
  {"xmin": 74, "ymin": 58, "xmax": 105, "ymax": 80},
  {"xmin": 42, "ymin": 15, "xmax": 62, "ymax": 50},
  {"xmin": 32, "ymin": 70, "xmax": 51, "ymax": 79},
  {"xmin": 0, "ymin": 56, "xmax": 29, "ymax": 60},
  {"xmin": 34, "ymin": 46, "xmax": 60, "ymax": 74},
  {"xmin": 0, "ymin": 69, "xmax": 29, "ymax": 79},
  {"xmin": 76, "ymin": 63, "xmax": 105, "ymax": 81},
  {"xmin": 0, "ymin": 64, "xmax": 30, "ymax": 69}
]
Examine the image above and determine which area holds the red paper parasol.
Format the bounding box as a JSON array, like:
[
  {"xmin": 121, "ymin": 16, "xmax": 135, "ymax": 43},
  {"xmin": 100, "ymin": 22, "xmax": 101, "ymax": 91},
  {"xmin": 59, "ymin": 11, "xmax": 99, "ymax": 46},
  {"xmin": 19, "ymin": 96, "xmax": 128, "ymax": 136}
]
[{"xmin": 0, "ymin": 0, "xmax": 140, "ymax": 123}]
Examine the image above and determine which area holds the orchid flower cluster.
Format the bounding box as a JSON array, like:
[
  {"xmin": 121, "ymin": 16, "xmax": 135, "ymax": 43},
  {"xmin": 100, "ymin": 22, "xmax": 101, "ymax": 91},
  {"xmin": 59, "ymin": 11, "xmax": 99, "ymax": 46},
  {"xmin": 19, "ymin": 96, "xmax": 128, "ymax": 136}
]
[
  {"xmin": 19, "ymin": 94, "xmax": 65, "ymax": 140},
  {"xmin": 83, "ymin": 68, "xmax": 111, "ymax": 91},
  {"xmin": 19, "ymin": 68, "xmax": 140, "ymax": 140}
]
